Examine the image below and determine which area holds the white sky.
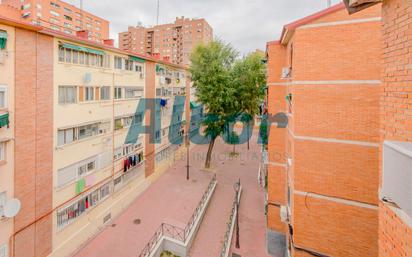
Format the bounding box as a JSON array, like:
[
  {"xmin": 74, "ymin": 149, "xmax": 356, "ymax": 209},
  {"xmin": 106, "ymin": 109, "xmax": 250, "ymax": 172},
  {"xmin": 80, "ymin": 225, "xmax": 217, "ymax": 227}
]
[{"xmin": 65, "ymin": 0, "xmax": 342, "ymax": 54}]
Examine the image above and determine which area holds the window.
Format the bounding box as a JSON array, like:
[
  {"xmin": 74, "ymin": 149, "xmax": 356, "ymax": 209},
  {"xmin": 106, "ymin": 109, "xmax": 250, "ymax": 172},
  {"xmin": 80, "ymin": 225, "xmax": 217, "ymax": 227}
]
[
  {"xmin": 50, "ymin": 17, "xmax": 59, "ymax": 24},
  {"xmin": 114, "ymin": 87, "xmax": 122, "ymax": 99},
  {"xmin": 0, "ymin": 243, "xmax": 7, "ymax": 257},
  {"xmin": 0, "ymin": 87, "xmax": 6, "ymax": 108},
  {"xmin": 50, "ymin": 2, "xmax": 60, "ymax": 8},
  {"xmin": 100, "ymin": 86, "xmax": 110, "ymax": 100},
  {"xmin": 78, "ymin": 123, "xmax": 98, "ymax": 140},
  {"xmin": 84, "ymin": 87, "xmax": 94, "ymax": 101},
  {"xmin": 56, "ymin": 182, "xmax": 111, "ymax": 229},
  {"xmin": 78, "ymin": 160, "xmax": 95, "ymax": 177},
  {"xmin": 50, "ymin": 10, "xmax": 60, "ymax": 17},
  {"xmin": 0, "ymin": 191, "xmax": 6, "ymax": 217},
  {"xmin": 0, "ymin": 142, "xmax": 5, "ymax": 161},
  {"xmin": 65, "ymin": 48, "xmax": 71, "ymax": 62},
  {"xmin": 57, "ymin": 128, "xmax": 75, "ymax": 146},
  {"xmin": 63, "ymin": 7, "xmax": 72, "ymax": 13},
  {"xmin": 58, "ymin": 86, "xmax": 76, "ymax": 104},
  {"xmin": 114, "ymin": 56, "xmax": 123, "ymax": 69},
  {"xmin": 125, "ymin": 87, "xmax": 143, "ymax": 99}
]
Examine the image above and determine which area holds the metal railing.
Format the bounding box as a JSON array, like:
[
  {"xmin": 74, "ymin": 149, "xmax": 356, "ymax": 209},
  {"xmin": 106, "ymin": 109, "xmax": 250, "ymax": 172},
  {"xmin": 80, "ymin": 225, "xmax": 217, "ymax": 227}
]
[
  {"xmin": 138, "ymin": 174, "xmax": 217, "ymax": 257},
  {"xmin": 220, "ymin": 179, "xmax": 241, "ymax": 257}
]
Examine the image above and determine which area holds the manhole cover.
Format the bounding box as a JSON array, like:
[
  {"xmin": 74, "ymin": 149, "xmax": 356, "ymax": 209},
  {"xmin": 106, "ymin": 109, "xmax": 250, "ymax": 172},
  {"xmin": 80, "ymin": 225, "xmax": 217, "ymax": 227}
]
[
  {"xmin": 192, "ymin": 179, "xmax": 197, "ymax": 183},
  {"xmin": 232, "ymin": 253, "xmax": 241, "ymax": 257},
  {"xmin": 133, "ymin": 219, "xmax": 141, "ymax": 225},
  {"xmin": 111, "ymin": 224, "xmax": 116, "ymax": 227}
]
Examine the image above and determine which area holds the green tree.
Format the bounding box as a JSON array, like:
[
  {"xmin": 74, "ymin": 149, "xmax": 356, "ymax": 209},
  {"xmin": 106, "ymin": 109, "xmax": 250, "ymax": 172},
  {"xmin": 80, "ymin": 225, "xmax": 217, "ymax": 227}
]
[
  {"xmin": 190, "ymin": 40, "xmax": 238, "ymax": 169},
  {"xmin": 232, "ymin": 52, "xmax": 267, "ymax": 149}
]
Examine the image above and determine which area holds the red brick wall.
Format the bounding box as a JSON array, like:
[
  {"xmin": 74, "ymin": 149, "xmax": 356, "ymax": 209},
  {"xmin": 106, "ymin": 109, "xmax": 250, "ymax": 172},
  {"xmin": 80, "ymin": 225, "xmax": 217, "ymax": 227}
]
[
  {"xmin": 292, "ymin": 194, "xmax": 378, "ymax": 257},
  {"xmin": 266, "ymin": 42, "xmax": 288, "ymax": 232},
  {"xmin": 267, "ymin": 5, "xmax": 382, "ymax": 257},
  {"xmin": 293, "ymin": 140, "xmax": 379, "ymax": 205},
  {"xmin": 292, "ymin": 85, "xmax": 380, "ymax": 142},
  {"xmin": 379, "ymin": 0, "xmax": 412, "ymax": 256},
  {"xmin": 14, "ymin": 29, "xmax": 53, "ymax": 257}
]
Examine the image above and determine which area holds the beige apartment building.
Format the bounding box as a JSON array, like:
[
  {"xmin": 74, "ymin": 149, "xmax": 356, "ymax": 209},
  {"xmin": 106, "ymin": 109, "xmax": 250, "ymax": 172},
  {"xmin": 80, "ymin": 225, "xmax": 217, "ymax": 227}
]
[
  {"xmin": 0, "ymin": 0, "xmax": 109, "ymax": 42},
  {"xmin": 119, "ymin": 17, "xmax": 213, "ymax": 65},
  {"xmin": 0, "ymin": 14, "xmax": 190, "ymax": 257}
]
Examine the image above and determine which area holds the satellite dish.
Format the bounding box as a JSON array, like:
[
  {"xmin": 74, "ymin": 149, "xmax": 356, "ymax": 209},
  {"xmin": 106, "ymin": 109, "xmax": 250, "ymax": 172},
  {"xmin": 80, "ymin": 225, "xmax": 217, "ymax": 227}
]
[{"xmin": 4, "ymin": 198, "xmax": 21, "ymax": 218}]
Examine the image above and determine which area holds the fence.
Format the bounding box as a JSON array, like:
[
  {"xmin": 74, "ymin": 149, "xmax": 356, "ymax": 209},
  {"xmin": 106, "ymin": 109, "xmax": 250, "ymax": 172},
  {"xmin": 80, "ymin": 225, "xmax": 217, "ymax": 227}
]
[
  {"xmin": 138, "ymin": 174, "xmax": 217, "ymax": 257},
  {"xmin": 220, "ymin": 179, "xmax": 242, "ymax": 257}
]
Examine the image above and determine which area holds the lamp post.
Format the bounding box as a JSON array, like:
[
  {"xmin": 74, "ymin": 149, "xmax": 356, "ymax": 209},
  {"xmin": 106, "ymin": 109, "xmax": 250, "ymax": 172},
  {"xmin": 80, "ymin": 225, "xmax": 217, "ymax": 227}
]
[{"xmin": 186, "ymin": 131, "xmax": 190, "ymax": 180}]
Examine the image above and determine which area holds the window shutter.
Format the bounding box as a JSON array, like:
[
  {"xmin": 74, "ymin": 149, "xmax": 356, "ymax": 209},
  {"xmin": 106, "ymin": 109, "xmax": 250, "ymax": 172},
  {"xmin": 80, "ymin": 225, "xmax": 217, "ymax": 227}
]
[
  {"xmin": 79, "ymin": 86, "xmax": 84, "ymax": 102},
  {"xmin": 98, "ymin": 151, "xmax": 112, "ymax": 169},
  {"xmin": 95, "ymin": 87, "xmax": 100, "ymax": 100},
  {"xmin": 57, "ymin": 165, "xmax": 77, "ymax": 188}
]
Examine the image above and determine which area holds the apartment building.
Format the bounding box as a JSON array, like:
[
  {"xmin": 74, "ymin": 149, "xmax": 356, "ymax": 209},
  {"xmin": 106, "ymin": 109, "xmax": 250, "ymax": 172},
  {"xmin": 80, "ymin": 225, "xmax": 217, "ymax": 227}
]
[
  {"xmin": 0, "ymin": 0, "xmax": 109, "ymax": 42},
  {"xmin": 343, "ymin": 0, "xmax": 412, "ymax": 256},
  {"xmin": 0, "ymin": 20, "xmax": 15, "ymax": 257},
  {"xmin": 0, "ymin": 14, "xmax": 189, "ymax": 257},
  {"xmin": 119, "ymin": 17, "xmax": 213, "ymax": 65},
  {"xmin": 265, "ymin": 3, "xmax": 382, "ymax": 256}
]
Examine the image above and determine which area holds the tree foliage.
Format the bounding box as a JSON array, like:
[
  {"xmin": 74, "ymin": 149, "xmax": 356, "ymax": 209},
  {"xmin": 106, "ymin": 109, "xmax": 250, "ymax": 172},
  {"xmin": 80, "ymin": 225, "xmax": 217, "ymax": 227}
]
[{"xmin": 190, "ymin": 40, "xmax": 266, "ymax": 168}]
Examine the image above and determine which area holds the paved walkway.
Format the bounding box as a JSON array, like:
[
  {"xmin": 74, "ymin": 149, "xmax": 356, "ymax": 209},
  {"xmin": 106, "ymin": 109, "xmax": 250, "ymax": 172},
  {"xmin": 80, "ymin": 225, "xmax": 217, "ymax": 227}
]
[
  {"xmin": 188, "ymin": 131, "xmax": 272, "ymax": 257},
  {"xmin": 75, "ymin": 130, "xmax": 271, "ymax": 257}
]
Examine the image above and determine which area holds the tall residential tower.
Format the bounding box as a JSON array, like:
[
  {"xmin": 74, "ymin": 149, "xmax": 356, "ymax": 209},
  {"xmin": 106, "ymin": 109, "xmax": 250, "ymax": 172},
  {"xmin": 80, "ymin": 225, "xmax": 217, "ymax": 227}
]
[{"xmin": 119, "ymin": 17, "xmax": 213, "ymax": 65}]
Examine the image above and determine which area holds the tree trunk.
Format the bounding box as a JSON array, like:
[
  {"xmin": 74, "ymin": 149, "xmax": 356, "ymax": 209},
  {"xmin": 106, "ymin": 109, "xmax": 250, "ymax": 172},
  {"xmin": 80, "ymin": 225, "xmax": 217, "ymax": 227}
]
[{"xmin": 205, "ymin": 137, "xmax": 216, "ymax": 169}]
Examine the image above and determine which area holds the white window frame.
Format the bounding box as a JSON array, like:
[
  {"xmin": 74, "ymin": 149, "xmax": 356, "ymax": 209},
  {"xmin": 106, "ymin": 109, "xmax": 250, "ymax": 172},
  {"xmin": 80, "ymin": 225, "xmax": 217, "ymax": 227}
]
[
  {"xmin": 0, "ymin": 191, "xmax": 6, "ymax": 217},
  {"xmin": 0, "ymin": 243, "xmax": 7, "ymax": 257},
  {"xmin": 0, "ymin": 142, "xmax": 6, "ymax": 161},
  {"xmin": 0, "ymin": 86, "xmax": 7, "ymax": 109}
]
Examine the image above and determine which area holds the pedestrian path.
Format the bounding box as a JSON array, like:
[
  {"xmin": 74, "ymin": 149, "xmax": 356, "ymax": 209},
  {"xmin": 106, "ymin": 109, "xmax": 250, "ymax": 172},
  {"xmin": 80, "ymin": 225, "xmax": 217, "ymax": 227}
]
[{"xmin": 189, "ymin": 132, "xmax": 272, "ymax": 257}]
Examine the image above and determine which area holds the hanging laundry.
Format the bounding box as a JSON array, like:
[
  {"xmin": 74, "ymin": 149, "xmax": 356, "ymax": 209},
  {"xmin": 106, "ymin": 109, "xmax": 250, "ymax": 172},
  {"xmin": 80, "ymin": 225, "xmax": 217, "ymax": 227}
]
[
  {"xmin": 133, "ymin": 155, "xmax": 137, "ymax": 166},
  {"xmin": 85, "ymin": 174, "xmax": 95, "ymax": 187},
  {"xmin": 160, "ymin": 99, "xmax": 167, "ymax": 107},
  {"xmin": 85, "ymin": 198, "xmax": 89, "ymax": 209},
  {"xmin": 128, "ymin": 156, "xmax": 133, "ymax": 168},
  {"xmin": 75, "ymin": 179, "xmax": 86, "ymax": 195},
  {"xmin": 123, "ymin": 159, "xmax": 128, "ymax": 172}
]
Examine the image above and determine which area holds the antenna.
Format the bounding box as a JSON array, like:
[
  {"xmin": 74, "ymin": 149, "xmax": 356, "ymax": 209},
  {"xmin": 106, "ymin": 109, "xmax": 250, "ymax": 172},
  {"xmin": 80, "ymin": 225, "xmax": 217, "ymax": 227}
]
[{"xmin": 156, "ymin": 0, "xmax": 160, "ymax": 25}]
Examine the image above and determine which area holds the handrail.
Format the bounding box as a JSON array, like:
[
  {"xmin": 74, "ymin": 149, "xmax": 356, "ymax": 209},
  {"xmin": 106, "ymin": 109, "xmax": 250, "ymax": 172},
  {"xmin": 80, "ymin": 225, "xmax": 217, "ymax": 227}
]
[
  {"xmin": 138, "ymin": 174, "xmax": 217, "ymax": 257},
  {"xmin": 220, "ymin": 179, "xmax": 241, "ymax": 257}
]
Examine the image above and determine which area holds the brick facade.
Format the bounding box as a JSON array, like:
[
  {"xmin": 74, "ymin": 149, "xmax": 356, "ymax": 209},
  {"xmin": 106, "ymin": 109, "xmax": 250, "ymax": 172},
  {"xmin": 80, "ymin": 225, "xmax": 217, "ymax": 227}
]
[
  {"xmin": 14, "ymin": 28, "xmax": 54, "ymax": 257},
  {"xmin": 266, "ymin": 4, "xmax": 382, "ymax": 256},
  {"xmin": 379, "ymin": 0, "xmax": 412, "ymax": 256}
]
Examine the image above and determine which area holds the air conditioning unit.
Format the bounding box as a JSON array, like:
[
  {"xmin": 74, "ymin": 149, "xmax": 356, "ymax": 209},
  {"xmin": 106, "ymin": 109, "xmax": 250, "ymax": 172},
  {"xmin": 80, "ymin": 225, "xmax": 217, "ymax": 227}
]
[
  {"xmin": 280, "ymin": 205, "xmax": 288, "ymax": 223},
  {"xmin": 281, "ymin": 67, "xmax": 291, "ymax": 79}
]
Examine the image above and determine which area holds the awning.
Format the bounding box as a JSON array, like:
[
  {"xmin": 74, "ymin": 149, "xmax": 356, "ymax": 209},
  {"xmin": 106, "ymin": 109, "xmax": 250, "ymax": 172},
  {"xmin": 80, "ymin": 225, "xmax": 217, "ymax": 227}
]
[
  {"xmin": 0, "ymin": 113, "xmax": 9, "ymax": 128},
  {"xmin": 129, "ymin": 55, "xmax": 146, "ymax": 63},
  {"xmin": 61, "ymin": 43, "xmax": 104, "ymax": 55},
  {"xmin": 0, "ymin": 31, "xmax": 7, "ymax": 50}
]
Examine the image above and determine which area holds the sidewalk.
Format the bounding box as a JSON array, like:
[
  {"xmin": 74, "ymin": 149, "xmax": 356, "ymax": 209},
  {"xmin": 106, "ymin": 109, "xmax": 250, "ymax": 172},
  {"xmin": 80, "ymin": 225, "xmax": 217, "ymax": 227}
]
[
  {"xmin": 75, "ymin": 130, "xmax": 271, "ymax": 257},
  {"xmin": 189, "ymin": 131, "xmax": 272, "ymax": 257},
  {"xmin": 74, "ymin": 145, "xmax": 214, "ymax": 257}
]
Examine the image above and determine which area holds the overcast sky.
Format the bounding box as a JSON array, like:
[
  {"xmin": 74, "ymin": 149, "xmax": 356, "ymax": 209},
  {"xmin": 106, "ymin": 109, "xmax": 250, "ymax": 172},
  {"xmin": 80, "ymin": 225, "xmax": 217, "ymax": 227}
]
[{"xmin": 65, "ymin": 0, "xmax": 341, "ymax": 54}]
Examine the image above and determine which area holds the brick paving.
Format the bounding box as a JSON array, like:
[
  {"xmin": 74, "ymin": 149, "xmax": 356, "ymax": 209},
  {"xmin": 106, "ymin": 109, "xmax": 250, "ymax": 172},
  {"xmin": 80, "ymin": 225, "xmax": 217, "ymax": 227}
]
[{"xmin": 75, "ymin": 130, "xmax": 271, "ymax": 257}]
